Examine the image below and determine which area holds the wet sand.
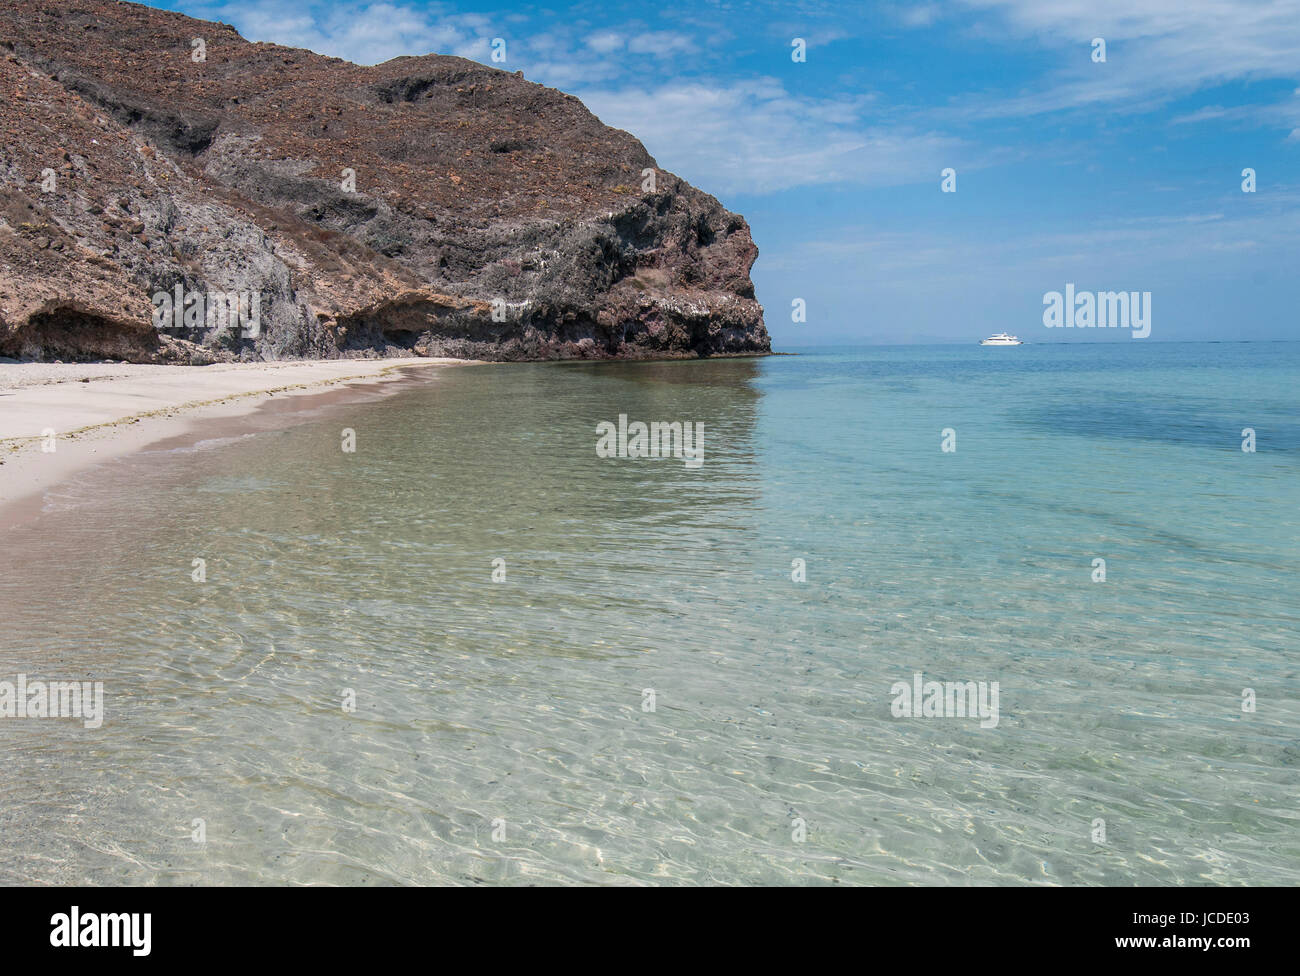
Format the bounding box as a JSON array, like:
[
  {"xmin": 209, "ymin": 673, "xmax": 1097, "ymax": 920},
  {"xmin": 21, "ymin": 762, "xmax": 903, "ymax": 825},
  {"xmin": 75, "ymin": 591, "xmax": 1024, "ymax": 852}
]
[{"xmin": 0, "ymin": 358, "xmax": 480, "ymax": 531}]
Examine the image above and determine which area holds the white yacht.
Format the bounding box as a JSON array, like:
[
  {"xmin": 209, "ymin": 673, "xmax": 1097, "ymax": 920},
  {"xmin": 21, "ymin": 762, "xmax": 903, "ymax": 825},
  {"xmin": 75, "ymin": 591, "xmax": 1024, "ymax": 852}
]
[{"xmin": 980, "ymin": 332, "xmax": 1023, "ymax": 346}]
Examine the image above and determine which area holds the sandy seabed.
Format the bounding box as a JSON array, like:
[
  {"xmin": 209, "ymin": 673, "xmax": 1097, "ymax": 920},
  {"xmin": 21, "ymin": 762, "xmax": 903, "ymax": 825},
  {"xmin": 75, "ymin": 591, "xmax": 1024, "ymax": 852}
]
[{"xmin": 0, "ymin": 357, "xmax": 476, "ymax": 529}]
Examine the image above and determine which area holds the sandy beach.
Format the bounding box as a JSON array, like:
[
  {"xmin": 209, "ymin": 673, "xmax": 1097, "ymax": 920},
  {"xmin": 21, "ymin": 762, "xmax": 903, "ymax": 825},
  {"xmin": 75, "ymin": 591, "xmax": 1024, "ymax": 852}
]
[{"xmin": 0, "ymin": 357, "xmax": 474, "ymax": 528}]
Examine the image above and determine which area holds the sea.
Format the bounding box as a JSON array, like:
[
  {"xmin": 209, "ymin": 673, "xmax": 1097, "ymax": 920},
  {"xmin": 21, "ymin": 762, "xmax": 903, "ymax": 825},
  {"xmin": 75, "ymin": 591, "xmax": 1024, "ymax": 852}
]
[{"xmin": 1, "ymin": 341, "xmax": 1297, "ymax": 885}]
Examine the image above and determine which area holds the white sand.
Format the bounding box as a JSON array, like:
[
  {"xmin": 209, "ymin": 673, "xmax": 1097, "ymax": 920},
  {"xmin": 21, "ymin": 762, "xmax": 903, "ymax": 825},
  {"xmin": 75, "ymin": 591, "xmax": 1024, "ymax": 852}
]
[{"xmin": 0, "ymin": 357, "xmax": 472, "ymax": 526}]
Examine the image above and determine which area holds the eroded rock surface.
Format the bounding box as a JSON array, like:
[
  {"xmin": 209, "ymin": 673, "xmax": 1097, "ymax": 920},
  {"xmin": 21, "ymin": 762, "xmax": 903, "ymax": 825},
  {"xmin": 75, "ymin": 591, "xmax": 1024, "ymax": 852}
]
[{"xmin": 0, "ymin": 0, "xmax": 769, "ymax": 362}]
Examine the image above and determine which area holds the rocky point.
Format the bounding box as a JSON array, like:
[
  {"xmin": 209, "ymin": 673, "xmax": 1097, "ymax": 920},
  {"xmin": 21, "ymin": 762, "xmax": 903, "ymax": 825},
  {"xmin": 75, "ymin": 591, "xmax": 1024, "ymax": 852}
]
[{"xmin": 0, "ymin": 0, "xmax": 769, "ymax": 363}]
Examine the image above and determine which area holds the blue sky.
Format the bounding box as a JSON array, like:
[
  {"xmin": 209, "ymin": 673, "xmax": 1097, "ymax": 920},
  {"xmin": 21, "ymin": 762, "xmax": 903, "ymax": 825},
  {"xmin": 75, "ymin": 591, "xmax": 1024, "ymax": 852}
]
[{"xmin": 157, "ymin": 0, "xmax": 1299, "ymax": 345}]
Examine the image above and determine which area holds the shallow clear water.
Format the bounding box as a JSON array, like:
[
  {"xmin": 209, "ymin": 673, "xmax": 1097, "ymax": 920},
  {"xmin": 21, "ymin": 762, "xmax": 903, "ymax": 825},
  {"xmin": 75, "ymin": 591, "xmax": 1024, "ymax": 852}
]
[{"xmin": 2, "ymin": 343, "xmax": 1298, "ymax": 885}]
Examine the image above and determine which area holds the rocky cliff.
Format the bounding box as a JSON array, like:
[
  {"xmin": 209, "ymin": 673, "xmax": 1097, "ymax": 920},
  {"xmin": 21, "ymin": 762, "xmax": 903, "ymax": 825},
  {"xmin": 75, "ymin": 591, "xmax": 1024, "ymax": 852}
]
[{"xmin": 0, "ymin": 0, "xmax": 769, "ymax": 363}]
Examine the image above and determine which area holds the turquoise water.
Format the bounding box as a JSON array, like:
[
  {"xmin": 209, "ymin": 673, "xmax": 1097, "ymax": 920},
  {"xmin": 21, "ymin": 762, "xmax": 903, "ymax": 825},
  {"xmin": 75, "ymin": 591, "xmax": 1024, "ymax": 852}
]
[{"xmin": 1, "ymin": 342, "xmax": 1298, "ymax": 885}]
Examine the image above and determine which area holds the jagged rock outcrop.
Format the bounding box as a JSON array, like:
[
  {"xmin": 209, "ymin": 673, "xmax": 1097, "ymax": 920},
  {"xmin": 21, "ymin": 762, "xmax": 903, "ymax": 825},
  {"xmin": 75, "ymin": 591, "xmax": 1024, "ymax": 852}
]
[{"xmin": 0, "ymin": 0, "xmax": 769, "ymax": 362}]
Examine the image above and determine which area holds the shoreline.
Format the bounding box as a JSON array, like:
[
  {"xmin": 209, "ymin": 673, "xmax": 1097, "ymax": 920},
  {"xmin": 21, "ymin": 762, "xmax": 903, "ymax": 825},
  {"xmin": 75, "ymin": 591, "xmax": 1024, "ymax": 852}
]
[{"xmin": 0, "ymin": 358, "xmax": 480, "ymax": 532}]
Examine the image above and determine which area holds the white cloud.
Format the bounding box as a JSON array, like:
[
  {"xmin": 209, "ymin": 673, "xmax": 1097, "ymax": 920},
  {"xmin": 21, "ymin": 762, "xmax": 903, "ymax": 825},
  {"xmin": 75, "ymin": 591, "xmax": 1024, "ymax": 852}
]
[
  {"xmin": 585, "ymin": 30, "xmax": 625, "ymax": 54},
  {"xmin": 202, "ymin": 1, "xmax": 493, "ymax": 64},
  {"xmin": 580, "ymin": 79, "xmax": 965, "ymax": 195},
  {"xmin": 897, "ymin": 4, "xmax": 941, "ymax": 28},
  {"xmin": 626, "ymin": 30, "xmax": 697, "ymax": 57},
  {"xmin": 943, "ymin": 0, "xmax": 1300, "ymax": 121}
]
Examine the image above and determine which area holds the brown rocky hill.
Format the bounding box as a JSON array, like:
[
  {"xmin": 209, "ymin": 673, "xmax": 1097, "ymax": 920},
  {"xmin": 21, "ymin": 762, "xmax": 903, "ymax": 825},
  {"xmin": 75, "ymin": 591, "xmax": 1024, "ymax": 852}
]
[{"xmin": 0, "ymin": 0, "xmax": 769, "ymax": 362}]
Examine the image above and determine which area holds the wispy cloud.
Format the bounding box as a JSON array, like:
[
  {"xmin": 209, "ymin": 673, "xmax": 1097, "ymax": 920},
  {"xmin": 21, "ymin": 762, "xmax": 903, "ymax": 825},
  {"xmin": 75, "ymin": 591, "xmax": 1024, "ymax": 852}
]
[
  {"xmin": 941, "ymin": 0, "xmax": 1300, "ymax": 124},
  {"xmin": 193, "ymin": 1, "xmax": 493, "ymax": 63},
  {"xmin": 580, "ymin": 79, "xmax": 963, "ymax": 195},
  {"xmin": 766, "ymin": 202, "xmax": 1300, "ymax": 281}
]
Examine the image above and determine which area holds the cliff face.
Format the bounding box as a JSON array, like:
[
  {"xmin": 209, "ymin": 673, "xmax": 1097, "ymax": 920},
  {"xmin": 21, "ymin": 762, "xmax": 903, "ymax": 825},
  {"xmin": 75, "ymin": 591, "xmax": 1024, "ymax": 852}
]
[{"xmin": 0, "ymin": 0, "xmax": 769, "ymax": 363}]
